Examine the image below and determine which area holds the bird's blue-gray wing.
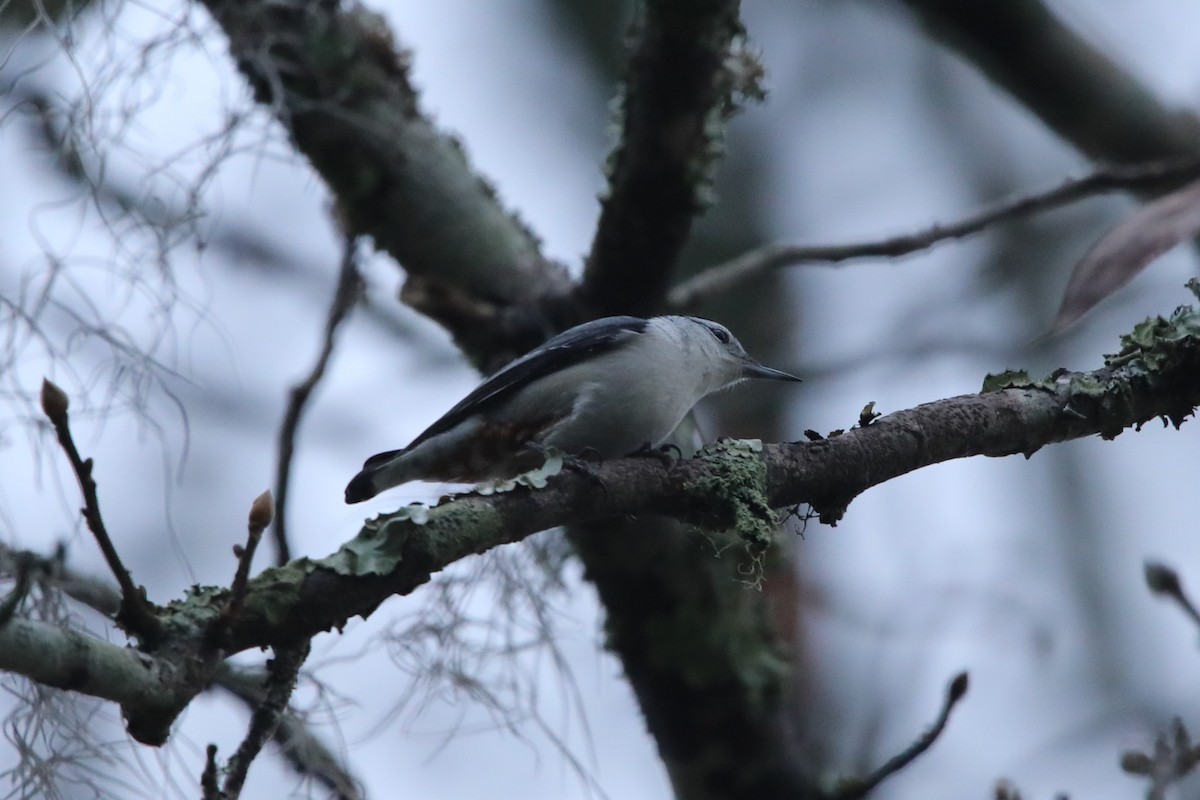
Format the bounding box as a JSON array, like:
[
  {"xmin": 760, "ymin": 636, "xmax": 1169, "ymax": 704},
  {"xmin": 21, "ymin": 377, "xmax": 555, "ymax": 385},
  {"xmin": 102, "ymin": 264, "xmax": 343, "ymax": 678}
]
[{"xmin": 390, "ymin": 316, "xmax": 648, "ymax": 455}]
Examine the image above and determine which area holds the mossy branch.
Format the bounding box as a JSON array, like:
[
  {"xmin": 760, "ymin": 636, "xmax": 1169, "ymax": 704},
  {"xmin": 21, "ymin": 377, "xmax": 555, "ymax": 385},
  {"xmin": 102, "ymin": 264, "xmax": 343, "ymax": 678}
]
[
  {"xmin": 177, "ymin": 289, "xmax": 1200, "ymax": 657},
  {"xmin": 7, "ymin": 291, "xmax": 1200, "ymax": 744}
]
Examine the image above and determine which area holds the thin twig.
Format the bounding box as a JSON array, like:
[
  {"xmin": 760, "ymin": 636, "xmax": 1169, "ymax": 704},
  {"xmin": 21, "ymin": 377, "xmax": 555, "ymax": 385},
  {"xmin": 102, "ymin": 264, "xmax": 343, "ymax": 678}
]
[
  {"xmin": 832, "ymin": 671, "xmax": 969, "ymax": 800},
  {"xmin": 218, "ymin": 665, "xmax": 363, "ymax": 800},
  {"xmin": 39, "ymin": 379, "xmax": 162, "ymax": 642},
  {"xmin": 221, "ymin": 639, "xmax": 313, "ymax": 799},
  {"xmin": 272, "ymin": 237, "xmax": 363, "ymax": 565},
  {"xmin": 668, "ymin": 156, "xmax": 1200, "ymax": 309},
  {"xmin": 208, "ymin": 491, "xmax": 275, "ymax": 649}
]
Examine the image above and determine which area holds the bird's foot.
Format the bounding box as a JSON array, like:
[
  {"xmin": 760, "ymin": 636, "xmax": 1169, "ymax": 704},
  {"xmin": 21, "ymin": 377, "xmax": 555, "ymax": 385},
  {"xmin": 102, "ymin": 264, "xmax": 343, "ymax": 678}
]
[{"xmin": 630, "ymin": 442, "xmax": 683, "ymax": 470}]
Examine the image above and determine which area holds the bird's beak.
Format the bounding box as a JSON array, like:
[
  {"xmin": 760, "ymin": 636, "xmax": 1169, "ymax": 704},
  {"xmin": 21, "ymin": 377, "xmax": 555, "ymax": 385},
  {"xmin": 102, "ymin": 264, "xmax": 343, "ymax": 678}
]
[{"xmin": 742, "ymin": 360, "xmax": 802, "ymax": 382}]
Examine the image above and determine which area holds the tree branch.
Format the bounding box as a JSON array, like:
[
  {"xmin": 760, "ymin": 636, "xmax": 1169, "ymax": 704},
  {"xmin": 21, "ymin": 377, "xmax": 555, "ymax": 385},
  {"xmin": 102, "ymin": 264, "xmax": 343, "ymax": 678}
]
[
  {"xmin": 195, "ymin": 292, "xmax": 1200, "ymax": 657},
  {"xmin": 219, "ymin": 640, "xmax": 312, "ymax": 799},
  {"xmin": 209, "ymin": 491, "xmax": 276, "ymax": 650},
  {"xmin": 899, "ymin": 0, "xmax": 1200, "ymax": 165},
  {"xmin": 669, "ymin": 157, "xmax": 1200, "ymax": 309},
  {"xmin": 0, "ymin": 541, "xmax": 360, "ymax": 790},
  {"xmin": 39, "ymin": 379, "xmax": 162, "ymax": 643},
  {"xmin": 8, "ymin": 290, "xmax": 1200, "ymax": 748},
  {"xmin": 0, "ymin": 615, "xmax": 185, "ymax": 741},
  {"xmin": 571, "ymin": 5, "xmax": 802, "ymax": 794},
  {"xmin": 832, "ymin": 672, "xmax": 969, "ymax": 800},
  {"xmin": 582, "ymin": 0, "xmax": 748, "ymax": 315},
  {"xmin": 1145, "ymin": 562, "xmax": 1200, "ymax": 633},
  {"xmin": 0, "ymin": 543, "xmax": 121, "ymax": 618},
  {"xmin": 198, "ymin": 0, "xmax": 576, "ymax": 365},
  {"xmin": 217, "ymin": 666, "xmax": 363, "ymax": 800}
]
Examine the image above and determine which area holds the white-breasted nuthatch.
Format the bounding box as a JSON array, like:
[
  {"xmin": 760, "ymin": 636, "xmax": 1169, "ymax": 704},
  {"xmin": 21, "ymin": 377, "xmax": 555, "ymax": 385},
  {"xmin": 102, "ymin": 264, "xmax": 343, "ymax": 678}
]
[{"xmin": 344, "ymin": 315, "xmax": 800, "ymax": 503}]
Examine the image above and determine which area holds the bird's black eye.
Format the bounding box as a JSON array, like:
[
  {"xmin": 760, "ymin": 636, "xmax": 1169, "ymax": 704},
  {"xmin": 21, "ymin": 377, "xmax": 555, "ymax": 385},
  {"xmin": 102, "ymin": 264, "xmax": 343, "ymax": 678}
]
[{"xmin": 709, "ymin": 327, "xmax": 730, "ymax": 344}]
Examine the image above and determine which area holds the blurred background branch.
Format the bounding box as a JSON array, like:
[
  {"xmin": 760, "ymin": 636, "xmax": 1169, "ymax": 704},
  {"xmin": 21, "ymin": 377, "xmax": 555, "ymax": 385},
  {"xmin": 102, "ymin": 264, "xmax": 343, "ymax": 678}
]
[{"xmin": 899, "ymin": 0, "xmax": 1200, "ymax": 165}]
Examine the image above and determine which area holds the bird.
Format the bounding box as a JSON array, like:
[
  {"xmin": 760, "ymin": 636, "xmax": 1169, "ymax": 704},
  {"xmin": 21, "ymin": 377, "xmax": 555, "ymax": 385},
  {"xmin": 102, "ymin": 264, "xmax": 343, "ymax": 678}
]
[{"xmin": 344, "ymin": 315, "xmax": 800, "ymax": 503}]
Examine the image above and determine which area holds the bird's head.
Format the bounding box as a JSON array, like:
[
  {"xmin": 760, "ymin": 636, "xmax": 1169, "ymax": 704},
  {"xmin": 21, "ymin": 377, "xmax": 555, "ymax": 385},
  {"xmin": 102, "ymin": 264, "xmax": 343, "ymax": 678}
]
[{"xmin": 667, "ymin": 316, "xmax": 802, "ymax": 394}]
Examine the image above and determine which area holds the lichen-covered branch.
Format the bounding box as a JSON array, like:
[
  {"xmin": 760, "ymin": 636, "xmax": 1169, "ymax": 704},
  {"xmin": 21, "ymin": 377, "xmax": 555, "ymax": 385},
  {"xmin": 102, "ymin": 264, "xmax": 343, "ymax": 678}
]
[
  {"xmin": 0, "ymin": 616, "xmax": 188, "ymax": 743},
  {"xmin": 198, "ymin": 0, "xmax": 575, "ymax": 364},
  {"xmin": 571, "ymin": 4, "xmax": 793, "ymax": 794},
  {"xmin": 5, "ymin": 290, "xmax": 1200, "ymax": 749},
  {"xmin": 582, "ymin": 0, "xmax": 751, "ymax": 315},
  {"xmin": 192, "ymin": 292, "xmax": 1200, "ymax": 657},
  {"xmin": 0, "ymin": 541, "xmax": 360, "ymax": 790}
]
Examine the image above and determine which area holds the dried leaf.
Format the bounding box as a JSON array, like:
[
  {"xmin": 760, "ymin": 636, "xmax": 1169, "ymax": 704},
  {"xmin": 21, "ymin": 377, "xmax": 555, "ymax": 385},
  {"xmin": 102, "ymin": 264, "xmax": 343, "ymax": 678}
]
[{"xmin": 1054, "ymin": 178, "xmax": 1200, "ymax": 331}]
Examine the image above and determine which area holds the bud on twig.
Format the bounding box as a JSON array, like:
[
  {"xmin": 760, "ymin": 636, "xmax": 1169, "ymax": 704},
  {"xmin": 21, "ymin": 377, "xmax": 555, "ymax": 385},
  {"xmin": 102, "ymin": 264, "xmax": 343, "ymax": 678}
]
[
  {"xmin": 1120, "ymin": 750, "xmax": 1153, "ymax": 775},
  {"xmin": 248, "ymin": 491, "xmax": 275, "ymax": 532},
  {"xmin": 40, "ymin": 378, "xmax": 69, "ymax": 421},
  {"xmin": 947, "ymin": 671, "xmax": 970, "ymax": 704},
  {"xmin": 1145, "ymin": 561, "xmax": 1182, "ymax": 597}
]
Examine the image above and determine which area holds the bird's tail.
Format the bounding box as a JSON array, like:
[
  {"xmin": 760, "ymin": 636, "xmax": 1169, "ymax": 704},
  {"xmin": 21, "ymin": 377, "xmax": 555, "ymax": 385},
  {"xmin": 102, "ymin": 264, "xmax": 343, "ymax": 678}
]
[{"xmin": 344, "ymin": 448, "xmax": 405, "ymax": 504}]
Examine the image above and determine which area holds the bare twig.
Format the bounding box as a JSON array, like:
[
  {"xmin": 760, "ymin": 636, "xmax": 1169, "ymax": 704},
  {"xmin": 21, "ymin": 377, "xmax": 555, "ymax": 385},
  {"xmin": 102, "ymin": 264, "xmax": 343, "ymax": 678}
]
[
  {"xmin": 230, "ymin": 491, "xmax": 275, "ymax": 611},
  {"xmin": 1144, "ymin": 561, "xmax": 1200, "ymax": 632},
  {"xmin": 668, "ymin": 157, "xmax": 1200, "ymax": 310},
  {"xmin": 209, "ymin": 491, "xmax": 275, "ymax": 649},
  {"xmin": 272, "ymin": 237, "xmax": 362, "ymax": 565},
  {"xmin": 218, "ymin": 665, "xmax": 363, "ymax": 800},
  {"xmin": 39, "ymin": 379, "xmax": 162, "ymax": 642},
  {"xmin": 201, "ymin": 0, "xmax": 571, "ymax": 367},
  {"xmin": 196, "ymin": 293, "xmax": 1200, "ymax": 657},
  {"xmin": 833, "ymin": 672, "xmax": 969, "ymax": 800},
  {"xmin": 220, "ymin": 639, "xmax": 313, "ymax": 799}
]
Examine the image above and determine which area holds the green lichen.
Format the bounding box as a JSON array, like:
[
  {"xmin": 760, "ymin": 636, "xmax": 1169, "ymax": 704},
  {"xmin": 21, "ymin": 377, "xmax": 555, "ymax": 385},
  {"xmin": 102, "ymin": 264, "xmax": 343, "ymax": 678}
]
[
  {"xmin": 416, "ymin": 500, "xmax": 504, "ymax": 569},
  {"xmin": 683, "ymin": 438, "xmax": 776, "ymax": 570},
  {"xmin": 984, "ymin": 283, "xmax": 1200, "ymax": 437},
  {"xmin": 1107, "ymin": 279, "xmax": 1200, "ymax": 371},
  {"xmin": 235, "ymin": 560, "xmax": 318, "ymax": 629},
  {"xmin": 325, "ymin": 512, "xmax": 410, "ymax": 577},
  {"xmin": 160, "ymin": 562, "xmax": 320, "ymax": 636},
  {"xmin": 159, "ymin": 584, "xmax": 227, "ymax": 637},
  {"xmin": 327, "ymin": 498, "xmax": 502, "ymax": 579},
  {"xmin": 857, "ymin": 401, "xmax": 880, "ymax": 428},
  {"xmin": 982, "ymin": 369, "xmax": 1049, "ymax": 393}
]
